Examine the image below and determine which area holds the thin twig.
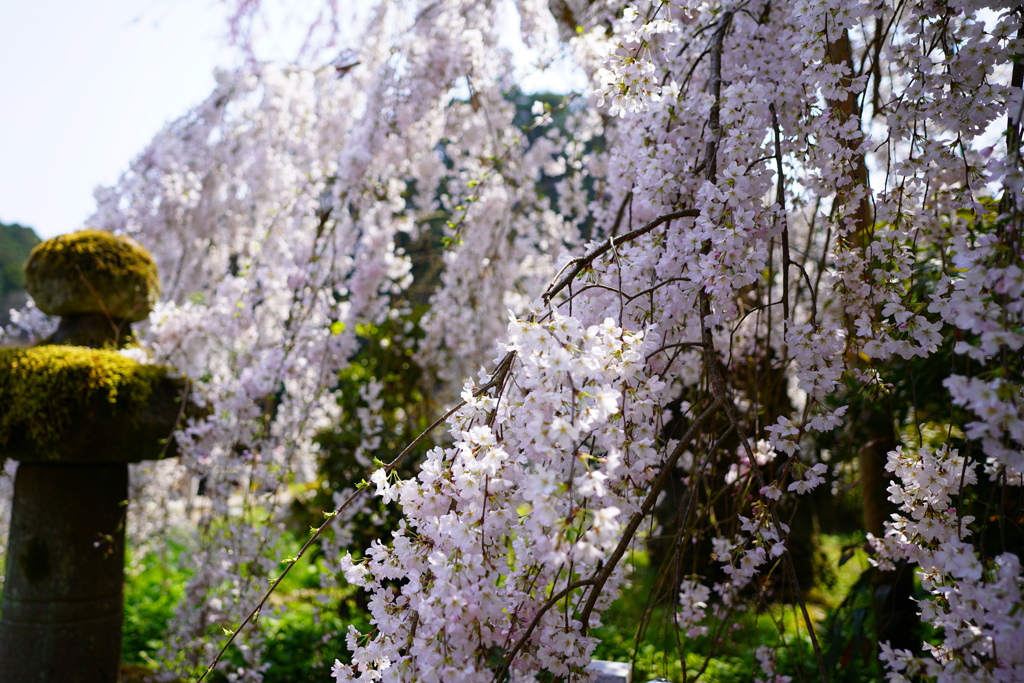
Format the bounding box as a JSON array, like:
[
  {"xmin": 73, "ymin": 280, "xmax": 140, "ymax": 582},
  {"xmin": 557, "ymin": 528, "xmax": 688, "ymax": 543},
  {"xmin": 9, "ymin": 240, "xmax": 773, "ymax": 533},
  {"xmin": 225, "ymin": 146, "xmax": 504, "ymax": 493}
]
[
  {"xmin": 769, "ymin": 102, "xmax": 791, "ymax": 323},
  {"xmin": 196, "ymin": 352, "xmax": 516, "ymax": 682},
  {"xmin": 577, "ymin": 399, "xmax": 723, "ymax": 633},
  {"xmin": 698, "ymin": 288, "xmax": 829, "ymax": 682},
  {"xmin": 490, "ymin": 579, "xmax": 598, "ymax": 683},
  {"xmin": 74, "ymin": 264, "xmax": 124, "ymax": 343},
  {"xmin": 541, "ymin": 208, "xmax": 700, "ymax": 306}
]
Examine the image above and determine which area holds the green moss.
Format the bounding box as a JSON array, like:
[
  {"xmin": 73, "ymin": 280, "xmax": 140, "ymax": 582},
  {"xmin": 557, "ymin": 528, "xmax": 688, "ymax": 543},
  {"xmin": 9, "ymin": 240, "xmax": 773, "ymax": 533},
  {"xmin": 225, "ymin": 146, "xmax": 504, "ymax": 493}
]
[
  {"xmin": 0, "ymin": 346, "xmax": 171, "ymax": 457},
  {"xmin": 24, "ymin": 230, "xmax": 160, "ymax": 322}
]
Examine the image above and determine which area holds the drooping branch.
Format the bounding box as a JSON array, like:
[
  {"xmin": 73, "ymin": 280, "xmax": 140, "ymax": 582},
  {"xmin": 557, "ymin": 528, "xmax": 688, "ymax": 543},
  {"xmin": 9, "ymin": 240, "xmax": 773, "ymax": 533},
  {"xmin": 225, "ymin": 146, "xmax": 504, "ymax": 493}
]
[
  {"xmin": 196, "ymin": 352, "xmax": 515, "ymax": 682},
  {"xmin": 576, "ymin": 399, "xmax": 723, "ymax": 633},
  {"xmin": 541, "ymin": 209, "xmax": 700, "ymax": 306}
]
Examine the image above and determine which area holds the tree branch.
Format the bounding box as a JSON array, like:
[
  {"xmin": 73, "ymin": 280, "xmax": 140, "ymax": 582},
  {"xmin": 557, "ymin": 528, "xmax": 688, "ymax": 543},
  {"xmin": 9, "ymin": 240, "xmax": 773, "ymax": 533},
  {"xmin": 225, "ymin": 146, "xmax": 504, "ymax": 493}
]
[
  {"xmin": 541, "ymin": 209, "xmax": 700, "ymax": 307},
  {"xmin": 577, "ymin": 399, "xmax": 723, "ymax": 633}
]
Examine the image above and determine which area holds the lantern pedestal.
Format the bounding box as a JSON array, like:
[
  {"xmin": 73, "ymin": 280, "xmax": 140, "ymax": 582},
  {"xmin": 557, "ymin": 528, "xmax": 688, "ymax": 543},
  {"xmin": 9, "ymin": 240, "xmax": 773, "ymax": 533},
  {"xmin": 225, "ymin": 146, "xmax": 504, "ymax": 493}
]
[{"xmin": 0, "ymin": 464, "xmax": 128, "ymax": 683}]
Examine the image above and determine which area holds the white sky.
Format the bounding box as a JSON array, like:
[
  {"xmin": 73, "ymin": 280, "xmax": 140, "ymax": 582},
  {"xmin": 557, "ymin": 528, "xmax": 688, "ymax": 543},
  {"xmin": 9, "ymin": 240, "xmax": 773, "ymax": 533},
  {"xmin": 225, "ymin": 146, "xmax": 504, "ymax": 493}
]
[
  {"xmin": 0, "ymin": 1, "xmax": 583, "ymax": 241},
  {"xmin": 0, "ymin": 0, "xmax": 243, "ymax": 239}
]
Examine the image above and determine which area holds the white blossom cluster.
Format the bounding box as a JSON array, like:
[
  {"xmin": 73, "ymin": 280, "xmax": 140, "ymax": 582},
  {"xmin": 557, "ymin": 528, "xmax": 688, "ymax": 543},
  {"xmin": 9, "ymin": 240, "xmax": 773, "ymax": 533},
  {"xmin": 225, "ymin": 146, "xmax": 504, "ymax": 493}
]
[
  {"xmin": 331, "ymin": 312, "xmax": 662, "ymax": 681},
  {"xmin": 872, "ymin": 445, "xmax": 1024, "ymax": 682}
]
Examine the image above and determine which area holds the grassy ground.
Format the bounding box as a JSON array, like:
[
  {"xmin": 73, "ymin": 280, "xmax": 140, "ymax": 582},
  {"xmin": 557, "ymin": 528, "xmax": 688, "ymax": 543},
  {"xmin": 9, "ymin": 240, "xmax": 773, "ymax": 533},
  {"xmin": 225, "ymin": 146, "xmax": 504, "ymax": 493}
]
[
  {"xmin": 122, "ymin": 533, "xmax": 880, "ymax": 682},
  {"xmin": 123, "ymin": 537, "xmax": 362, "ymax": 682},
  {"xmin": 588, "ymin": 533, "xmax": 878, "ymax": 682}
]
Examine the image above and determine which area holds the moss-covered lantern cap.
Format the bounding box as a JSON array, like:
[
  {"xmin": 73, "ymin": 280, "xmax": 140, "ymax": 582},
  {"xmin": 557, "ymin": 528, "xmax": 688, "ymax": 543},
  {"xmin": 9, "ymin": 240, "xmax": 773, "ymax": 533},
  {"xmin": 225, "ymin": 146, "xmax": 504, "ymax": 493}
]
[
  {"xmin": 0, "ymin": 346, "xmax": 190, "ymax": 463},
  {"xmin": 24, "ymin": 230, "xmax": 160, "ymax": 322}
]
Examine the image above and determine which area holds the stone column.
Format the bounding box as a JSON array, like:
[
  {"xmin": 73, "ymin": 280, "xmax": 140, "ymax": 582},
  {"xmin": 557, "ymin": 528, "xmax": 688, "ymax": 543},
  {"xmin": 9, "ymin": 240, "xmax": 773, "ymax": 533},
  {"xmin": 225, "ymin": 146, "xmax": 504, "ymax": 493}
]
[{"xmin": 0, "ymin": 230, "xmax": 190, "ymax": 683}]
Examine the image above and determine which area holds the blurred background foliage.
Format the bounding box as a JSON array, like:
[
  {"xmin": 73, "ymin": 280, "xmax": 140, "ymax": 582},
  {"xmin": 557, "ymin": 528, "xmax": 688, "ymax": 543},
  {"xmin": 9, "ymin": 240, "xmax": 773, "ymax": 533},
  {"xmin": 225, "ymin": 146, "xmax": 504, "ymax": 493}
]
[{"xmin": 0, "ymin": 221, "xmax": 40, "ymax": 328}]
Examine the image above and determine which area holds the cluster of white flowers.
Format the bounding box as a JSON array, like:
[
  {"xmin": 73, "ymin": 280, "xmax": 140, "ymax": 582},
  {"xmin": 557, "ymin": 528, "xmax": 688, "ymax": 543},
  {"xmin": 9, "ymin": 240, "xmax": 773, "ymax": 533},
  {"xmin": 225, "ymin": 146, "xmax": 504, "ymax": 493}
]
[
  {"xmin": 674, "ymin": 579, "xmax": 711, "ymax": 638},
  {"xmin": 593, "ymin": 6, "xmax": 680, "ymax": 117},
  {"xmin": 711, "ymin": 506, "xmax": 789, "ymax": 594},
  {"xmin": 871, "ymin": 445, "xmax": 1024, "ymax": 681},
  {"xmin": 326, "ymin": 311, "xmax": 672, "ymax": 681},
  {"xmin": 754, "ymin": 645, "xmax": 792, "ymax": 683},
  {"xmin": 931, "ymin": 225, "xmax": 1024, "ymax": 480}
]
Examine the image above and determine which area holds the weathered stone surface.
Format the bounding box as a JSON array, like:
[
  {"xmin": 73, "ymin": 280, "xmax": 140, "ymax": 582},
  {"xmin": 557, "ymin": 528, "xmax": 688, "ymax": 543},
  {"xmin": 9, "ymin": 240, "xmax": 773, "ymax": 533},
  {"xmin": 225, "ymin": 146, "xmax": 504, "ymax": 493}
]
[
  {"xmin": 0, "ymin": 345, "xmax": 187, "ymax": 463},
  {"xmin": 0, "ymin": 463, "xmax": 127, "ymax": 683},
  {"xmin": 587, "ymin": 660, "xmax": 632, "ymax": 683},
  {"xmin": 48, "ymin": 312, "xmax": 134, "ymax": 348},
  {"xmin": 24, "ymin": 230, "xmax": 160, "ymax": 322}
]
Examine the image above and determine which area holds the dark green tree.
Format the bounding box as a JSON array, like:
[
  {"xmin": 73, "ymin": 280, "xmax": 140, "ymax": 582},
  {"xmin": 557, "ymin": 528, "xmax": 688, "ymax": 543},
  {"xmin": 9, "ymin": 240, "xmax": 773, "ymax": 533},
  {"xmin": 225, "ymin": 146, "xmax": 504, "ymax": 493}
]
[{"xmin": 0, "ymin": 222, "xmax": 41, "ymax": 326}]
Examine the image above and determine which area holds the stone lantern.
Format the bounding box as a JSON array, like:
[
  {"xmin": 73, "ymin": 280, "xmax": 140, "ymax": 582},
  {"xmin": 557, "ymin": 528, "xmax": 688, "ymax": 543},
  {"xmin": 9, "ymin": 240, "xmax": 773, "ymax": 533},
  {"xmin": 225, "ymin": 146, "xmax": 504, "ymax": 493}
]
[{"xmin": 0, "ymin": 231, "xmax": 191, "ymax": 682}]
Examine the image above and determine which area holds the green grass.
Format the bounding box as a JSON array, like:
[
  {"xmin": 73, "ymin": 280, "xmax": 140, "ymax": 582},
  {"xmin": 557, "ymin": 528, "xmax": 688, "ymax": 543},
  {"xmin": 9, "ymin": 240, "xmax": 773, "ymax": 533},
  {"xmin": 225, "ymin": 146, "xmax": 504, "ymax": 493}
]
[
  {"xmin": 123, "ymin": 539, "xmax": 191, "ymax": 669},
  {"xmin": 123, "ymin": 534, "xmax": 880, "ymax": 682},
  {"xmin": 590, "ymin": 534, "xmax": 880, "ymax": 682},
  {"xmin": 123, "ymin": 534, "xmax": 369, "ymax": 683},
  {"xmin": 254, "ymin": 549, "xmax": 364, "ymax": 683}
]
